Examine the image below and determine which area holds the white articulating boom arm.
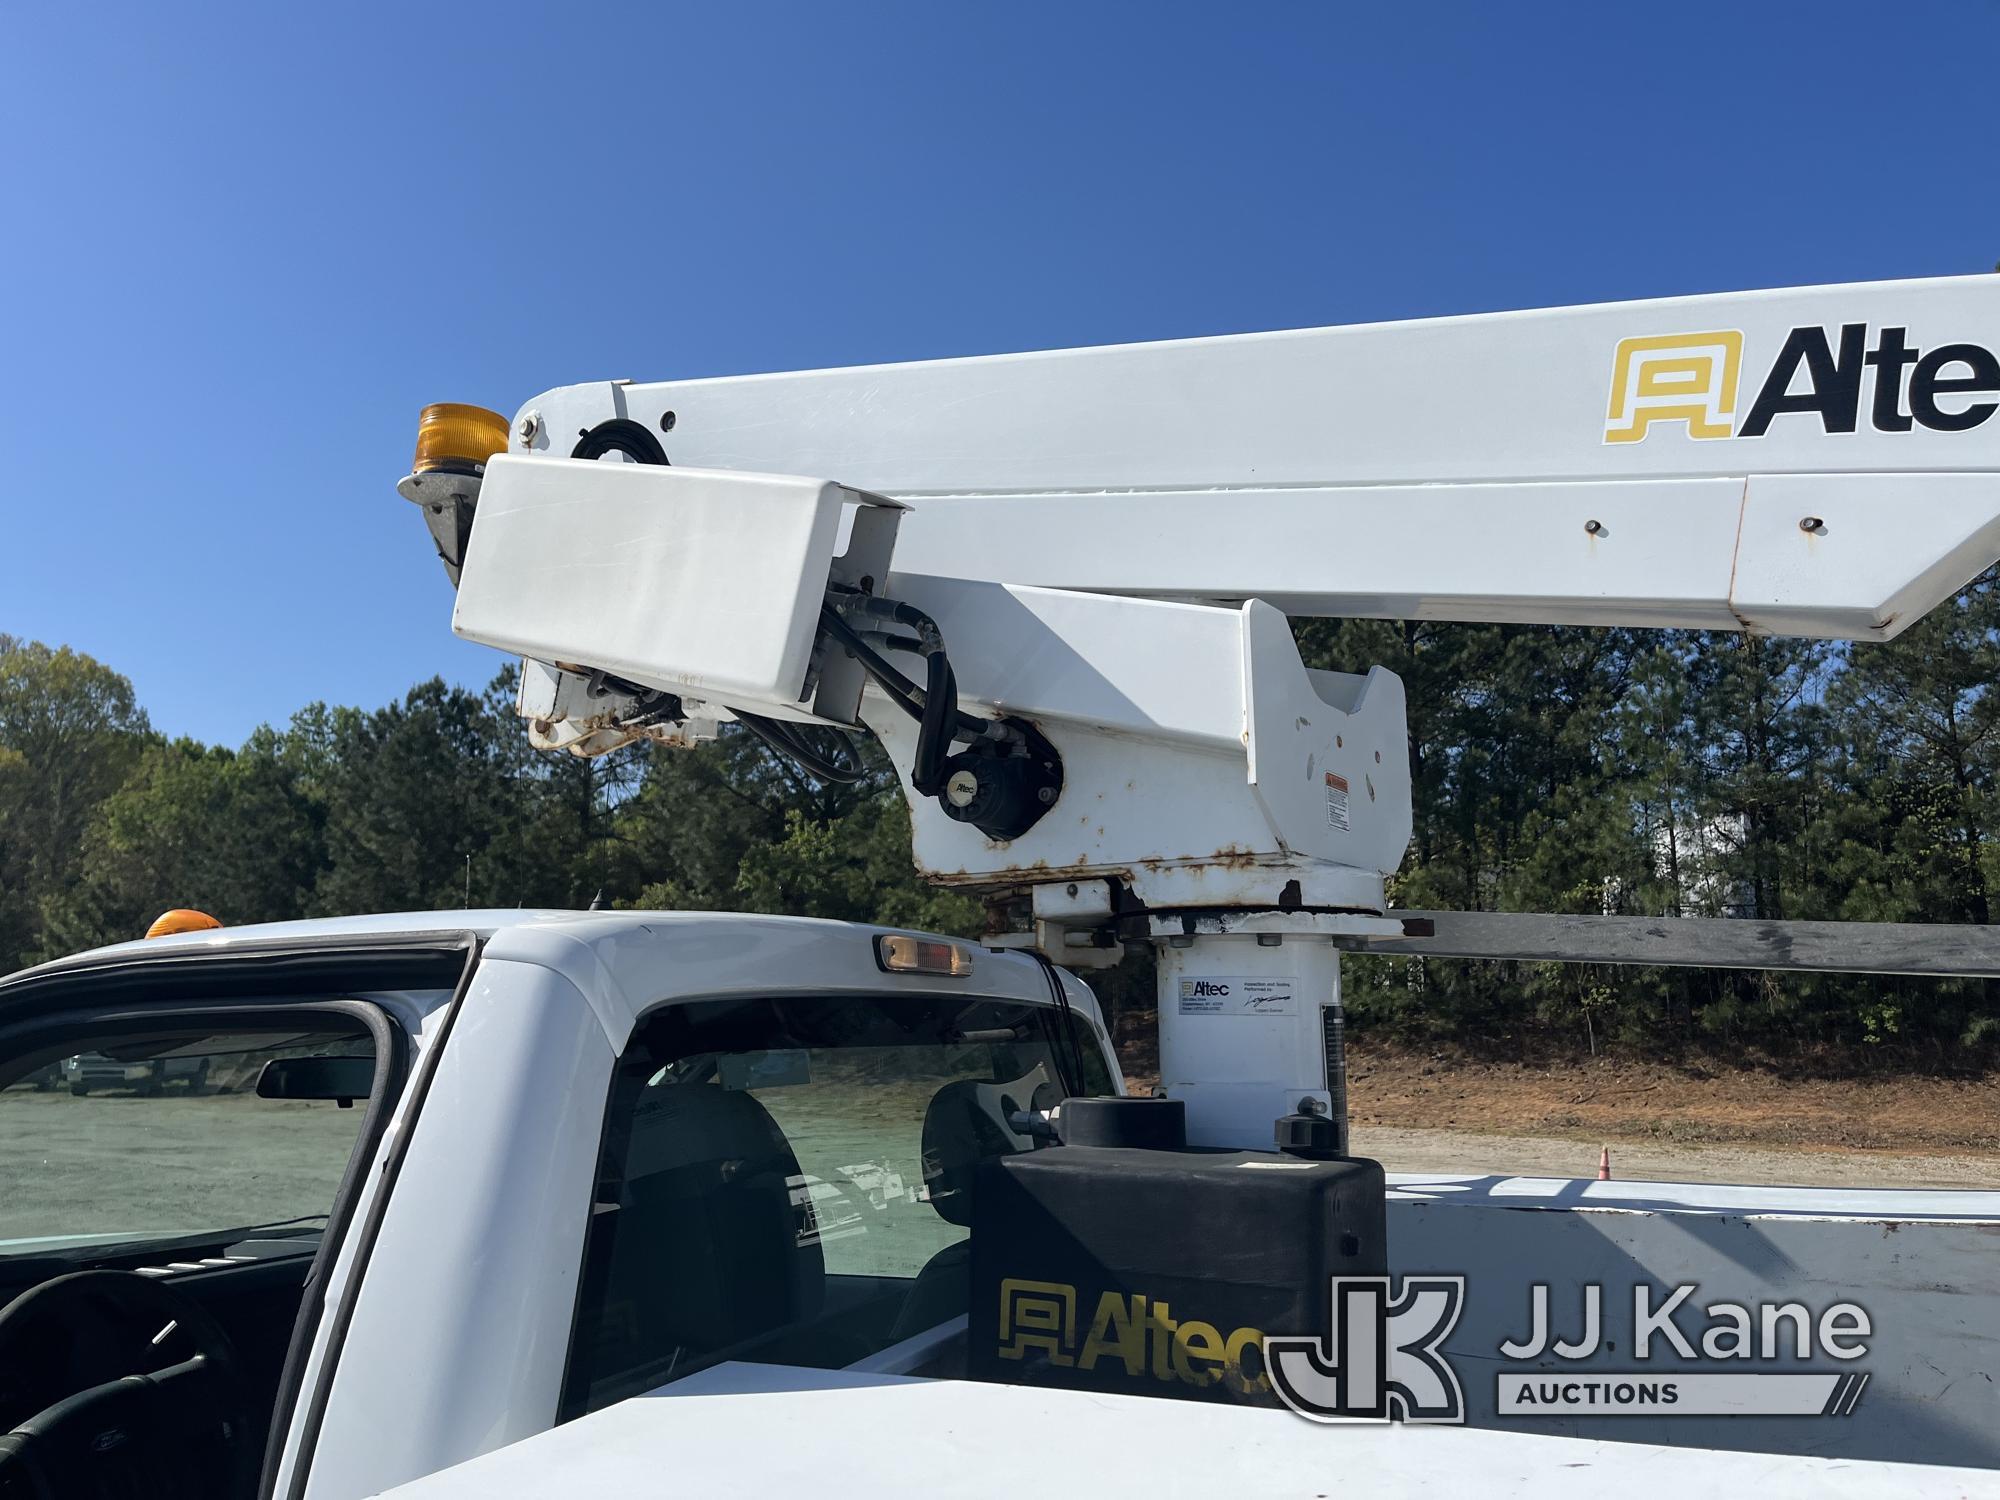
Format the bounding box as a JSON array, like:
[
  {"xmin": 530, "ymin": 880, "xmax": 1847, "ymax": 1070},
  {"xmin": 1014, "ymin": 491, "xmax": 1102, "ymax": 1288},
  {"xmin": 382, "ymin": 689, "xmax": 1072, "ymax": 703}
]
[{"xmin": 414, "ymin": 273, "xmax": 2000, "ymax": 1147}]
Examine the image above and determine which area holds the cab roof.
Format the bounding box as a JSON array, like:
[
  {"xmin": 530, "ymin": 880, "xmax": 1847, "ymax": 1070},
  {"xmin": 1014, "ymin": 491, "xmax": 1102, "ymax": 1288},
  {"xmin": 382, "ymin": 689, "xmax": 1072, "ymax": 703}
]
[{"xmin": 3, "ymin": 908, "xmax": 1103, "ymax": 1054}]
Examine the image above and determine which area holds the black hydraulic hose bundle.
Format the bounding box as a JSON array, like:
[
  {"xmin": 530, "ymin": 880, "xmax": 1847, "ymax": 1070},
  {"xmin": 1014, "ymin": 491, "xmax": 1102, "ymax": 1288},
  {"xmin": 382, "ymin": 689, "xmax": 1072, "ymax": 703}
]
[
  {"xmin": 731, "ymin": 709, "xmax": 864, "ymax": 784},
  {"xmin": 819, "ymin": 599, "xmax": 1061, "ymax": 840},
  {"xmin": 913, "ymin": 647, "xmax": 957, "ymax": 797},
  {"xmin": 719, "ymin": 593, "xmax": 972, "ymax": 792},
  {"xmin": 1029, "ymin": 947, "xmax": 1093, "ymax": 1100},
  {"xmin": 818, "ymin": 604, "xmax": 985, "ymax": 795},
  {"xmin": 569, "ymin": 419, "xmax": 669, "ymax": 466}
]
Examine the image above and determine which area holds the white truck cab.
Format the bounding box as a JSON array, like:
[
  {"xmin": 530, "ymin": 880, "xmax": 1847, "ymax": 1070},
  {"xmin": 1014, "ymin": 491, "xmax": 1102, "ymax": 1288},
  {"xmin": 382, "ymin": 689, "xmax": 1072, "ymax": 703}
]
[
  {"xmin": 0, "ymin": 909, "xmax": 1113, "ymax": 1499},
  {"xmin": 6, "ymin": 909, "xmax": 1998, "ymax": 1500}
]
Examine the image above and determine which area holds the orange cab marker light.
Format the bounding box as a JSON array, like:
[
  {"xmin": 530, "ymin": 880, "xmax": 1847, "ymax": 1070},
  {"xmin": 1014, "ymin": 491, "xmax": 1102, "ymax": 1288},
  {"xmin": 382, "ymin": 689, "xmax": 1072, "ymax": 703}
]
[
  {"xmin": 875, "ymin": 934, "xmax": 974, "ymax": 977},
  {"xmin": 146, "ymin": 909, "xmax": 223, "ymax": 940}
]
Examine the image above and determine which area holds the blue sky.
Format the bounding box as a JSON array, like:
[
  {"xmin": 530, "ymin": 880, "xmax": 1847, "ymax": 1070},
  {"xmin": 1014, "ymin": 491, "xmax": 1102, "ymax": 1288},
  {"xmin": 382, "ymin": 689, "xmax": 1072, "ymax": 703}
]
[{"xmin": 4, "ymin": 3, "xmax": 1996, "ymax": 746}]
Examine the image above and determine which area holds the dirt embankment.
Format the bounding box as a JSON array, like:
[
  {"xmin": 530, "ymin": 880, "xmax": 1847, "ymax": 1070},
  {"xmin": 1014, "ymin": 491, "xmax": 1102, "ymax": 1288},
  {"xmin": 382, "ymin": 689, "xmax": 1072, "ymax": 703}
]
[
  {"xmin": 1340, "ymin": 1047, "xmax": 2000, "ymax": 1154},
  {"xmin": 1113, "ymin": 1027, "xmax": 2000, "ymax": 1187}
]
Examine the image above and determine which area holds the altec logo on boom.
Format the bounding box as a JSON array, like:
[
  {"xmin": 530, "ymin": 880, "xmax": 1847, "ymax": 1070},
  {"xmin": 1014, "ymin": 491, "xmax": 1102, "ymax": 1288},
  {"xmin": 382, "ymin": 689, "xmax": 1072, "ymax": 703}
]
[{"xmin": 1603, "ymin": 325, "xmax": 2000, "ymax": 444}]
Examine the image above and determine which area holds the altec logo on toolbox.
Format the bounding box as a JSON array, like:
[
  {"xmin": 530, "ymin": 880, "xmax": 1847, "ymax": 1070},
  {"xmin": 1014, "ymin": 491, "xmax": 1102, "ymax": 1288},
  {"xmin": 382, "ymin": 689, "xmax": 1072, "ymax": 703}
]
[
  {"xmin": 1603, "ymin": 325, "xmax": 2000, "ymax": 444},
  {"xmin": 995, "ymin": 1279, "xmax": 1274, "ymax": 1397}
]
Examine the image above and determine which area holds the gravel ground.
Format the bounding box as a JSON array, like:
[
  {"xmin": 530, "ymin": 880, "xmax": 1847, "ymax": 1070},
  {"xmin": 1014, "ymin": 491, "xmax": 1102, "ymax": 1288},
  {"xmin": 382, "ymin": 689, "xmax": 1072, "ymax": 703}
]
[{"xmin": 1351, "ymin": 1122, "xmax": 2000, "ymax": 1190}]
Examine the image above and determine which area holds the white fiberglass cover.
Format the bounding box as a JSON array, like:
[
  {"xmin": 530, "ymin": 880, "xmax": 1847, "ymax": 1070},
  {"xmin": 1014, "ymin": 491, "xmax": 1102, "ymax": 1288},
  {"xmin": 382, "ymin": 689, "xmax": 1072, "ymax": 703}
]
[{"xmin": 453, "ymin": 458, "xmax": 896, "ymax": 719}]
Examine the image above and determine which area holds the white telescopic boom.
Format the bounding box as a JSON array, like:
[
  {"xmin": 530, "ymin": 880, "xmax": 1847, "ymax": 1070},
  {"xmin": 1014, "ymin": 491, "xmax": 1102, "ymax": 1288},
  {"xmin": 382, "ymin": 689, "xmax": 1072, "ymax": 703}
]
[{"xmin": 511, "ymin": 274, "xmax": 2000, "ymax": 639}]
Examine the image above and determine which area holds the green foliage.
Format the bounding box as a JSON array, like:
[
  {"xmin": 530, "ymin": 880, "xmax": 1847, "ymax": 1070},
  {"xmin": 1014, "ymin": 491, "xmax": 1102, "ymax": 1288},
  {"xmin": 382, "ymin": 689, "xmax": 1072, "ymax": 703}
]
[
  {"xmin": 1302, "ymin": 573, "xmax": 2000, "ymax": 1067},
  {"xmin": 39, "ymin": 736, "xmax": 322, "ymax": 952},
  {"xmin": 7, "ymin": 570, "xmax": 2000, "ymax": 1071},
  {"xmin": 730, "ymin": 802, "xmax": 983, "ymax": 934},
  {"xmin": 0, "ymin": 638, "xmax": 978, "ymax": 974},
  {"xmin": 0, "ymin": 637, "xmax": 152, "ymax": 970}
]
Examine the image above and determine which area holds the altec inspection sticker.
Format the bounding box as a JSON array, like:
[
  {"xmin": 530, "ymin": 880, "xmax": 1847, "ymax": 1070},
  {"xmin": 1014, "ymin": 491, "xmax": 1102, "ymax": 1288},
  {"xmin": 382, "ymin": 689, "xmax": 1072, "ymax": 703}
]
[
  {"xmin": 1178, "ymin": 977, "xmax": 1297, "ymax": 1016},
  {"xmin": 1325, "ymin": 771, "xmax": 1351, "ymax": 831}
]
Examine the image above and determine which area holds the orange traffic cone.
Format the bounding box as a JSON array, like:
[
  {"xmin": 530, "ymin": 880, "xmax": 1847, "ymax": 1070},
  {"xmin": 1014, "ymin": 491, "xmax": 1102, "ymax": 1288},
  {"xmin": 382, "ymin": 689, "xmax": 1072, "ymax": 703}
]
[{"xmin": 1597, "ymin": 1145, "xmax": 1612, "ymax": 1180}]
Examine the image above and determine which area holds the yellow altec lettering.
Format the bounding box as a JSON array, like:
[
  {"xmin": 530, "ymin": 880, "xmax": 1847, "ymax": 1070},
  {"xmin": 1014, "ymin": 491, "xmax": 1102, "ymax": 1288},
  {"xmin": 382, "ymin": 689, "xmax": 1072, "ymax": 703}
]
[
  {"xmin": 1079, "ymin": 1291, "xmax": 1147, "ymax": 1374},
  {"xmin": 1175, "ymin": 1319, "xmax": 1224, "ymax": 1386},
  {"xmin": 1008, "ymin": 1283, "xmax": 1271, "ymax": 1396},
  {"xmin": 1222, "ymin": 1323, "xmax": 1270, "ymax": 1396}
]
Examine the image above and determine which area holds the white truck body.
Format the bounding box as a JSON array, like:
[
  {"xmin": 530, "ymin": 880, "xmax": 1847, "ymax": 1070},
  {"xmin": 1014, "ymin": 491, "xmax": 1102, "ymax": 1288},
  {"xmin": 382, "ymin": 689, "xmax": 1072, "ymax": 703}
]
[
  {"xmin": 7, "ymin": 910, "xmax": 1995, "ymax": 1498},
  {"xmin": 379, "ymin": 1360, "xmax": 2000, "ymax": 1500}
]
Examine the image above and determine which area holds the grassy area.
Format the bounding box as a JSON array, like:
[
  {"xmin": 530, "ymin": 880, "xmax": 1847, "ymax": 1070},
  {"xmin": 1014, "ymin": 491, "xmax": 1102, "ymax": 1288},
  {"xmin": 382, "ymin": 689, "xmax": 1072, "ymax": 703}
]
[{"xmin": 0, "ymin": 1083, "xmax": 363, "ymax": 1247}]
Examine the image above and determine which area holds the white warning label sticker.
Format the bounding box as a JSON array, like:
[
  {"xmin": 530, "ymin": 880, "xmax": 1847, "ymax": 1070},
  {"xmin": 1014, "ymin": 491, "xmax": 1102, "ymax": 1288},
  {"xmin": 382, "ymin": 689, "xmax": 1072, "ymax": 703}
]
[
  {"xmin": 1325, "ymin": 771, "xmax": 1350, "ymax": 831},
  {"xmin": 1177, "ymin": 976, "xmax": 1297, "ymax": 1016}
]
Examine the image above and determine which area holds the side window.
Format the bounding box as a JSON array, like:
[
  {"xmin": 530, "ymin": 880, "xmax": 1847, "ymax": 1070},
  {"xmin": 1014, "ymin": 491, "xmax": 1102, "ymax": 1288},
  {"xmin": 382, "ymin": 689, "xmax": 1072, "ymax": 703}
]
[
  {"xmin": 1063, "ymin": 1011, "xmax": 1117, "ymax": 1098},
  {"xmin": 563, "ymin": 993, "xmax": 1093, "ymax": 1416},
  {"xmin": 0, "ymin": 1029, "xmax": 377, "ymax": 1259}
]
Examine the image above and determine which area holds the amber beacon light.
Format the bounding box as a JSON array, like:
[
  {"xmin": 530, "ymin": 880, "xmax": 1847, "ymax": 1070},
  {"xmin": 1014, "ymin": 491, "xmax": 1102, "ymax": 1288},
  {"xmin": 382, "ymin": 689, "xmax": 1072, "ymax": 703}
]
[
  {"xmin": 412, "ymin": 403, "xmax": 510, "ymax": 476},
  {"xmin": 146, "ymin": 909, "xmax": 224, "ymax": 939}
]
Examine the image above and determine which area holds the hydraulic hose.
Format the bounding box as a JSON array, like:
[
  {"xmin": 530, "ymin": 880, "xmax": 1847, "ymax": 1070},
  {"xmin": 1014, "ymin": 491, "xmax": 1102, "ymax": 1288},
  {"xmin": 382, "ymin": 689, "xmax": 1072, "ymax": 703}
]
[{"xmin": 732, "ymin": 710, "xmax": 863, "ymax": 784}]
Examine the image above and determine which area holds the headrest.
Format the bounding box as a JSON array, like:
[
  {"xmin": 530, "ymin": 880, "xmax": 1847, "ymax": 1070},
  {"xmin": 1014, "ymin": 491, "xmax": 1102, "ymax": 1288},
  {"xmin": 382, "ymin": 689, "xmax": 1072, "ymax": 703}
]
[
  {"xmin": 611, "ymin": 1080, "xmax": 823, "ymax": 1352},
  {"xmin": 919, "ymin": 1071, "xmax": 1045, "ymax": 1227}
]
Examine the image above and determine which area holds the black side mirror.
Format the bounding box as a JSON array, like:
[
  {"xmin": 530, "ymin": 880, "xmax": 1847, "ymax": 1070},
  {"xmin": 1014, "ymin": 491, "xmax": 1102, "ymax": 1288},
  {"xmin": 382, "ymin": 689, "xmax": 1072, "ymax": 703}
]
[{"xmin": 256, "ymin": 1056, "xmax": 373, "ymax": 1108}]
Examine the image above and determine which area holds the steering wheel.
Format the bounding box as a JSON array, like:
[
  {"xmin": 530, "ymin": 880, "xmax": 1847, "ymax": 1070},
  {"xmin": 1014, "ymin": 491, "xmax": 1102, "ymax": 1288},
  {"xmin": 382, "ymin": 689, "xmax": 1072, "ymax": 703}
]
[{"xmin": 0, "ymin": 1270, "xmax": 256, "ymax": 1500}]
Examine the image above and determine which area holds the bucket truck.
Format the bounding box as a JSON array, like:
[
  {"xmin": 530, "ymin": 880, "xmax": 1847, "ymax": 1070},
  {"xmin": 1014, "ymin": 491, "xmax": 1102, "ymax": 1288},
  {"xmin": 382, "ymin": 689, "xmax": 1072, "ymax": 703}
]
[{"xmin": 1, "ymin": 276, "xmax": 1998, "ymax": 1500}]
